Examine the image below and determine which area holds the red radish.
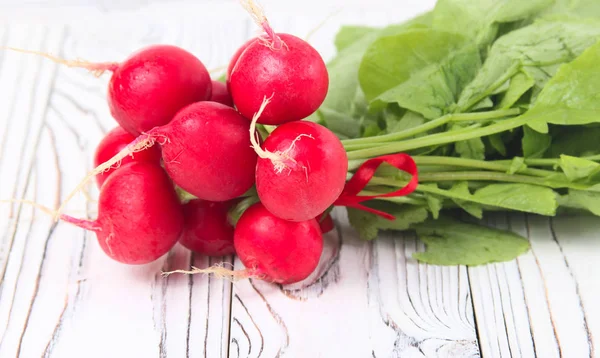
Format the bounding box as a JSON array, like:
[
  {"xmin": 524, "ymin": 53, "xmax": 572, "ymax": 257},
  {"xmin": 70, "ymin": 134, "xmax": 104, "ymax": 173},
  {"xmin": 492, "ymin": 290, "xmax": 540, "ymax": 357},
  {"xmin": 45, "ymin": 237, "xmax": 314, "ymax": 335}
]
[
  {"xmin": 155, "ymin": 101, "xmax": 257, "ymax": 201},
  {"xmin": 163, "ymin": 203, "xmax": 323, "ymax": 284},
  {"xmin": 108, "ymin": 45, "xmax": 212, "ymax": 134},
  {"xmin": 61, "ymin": 101, "xmax": 257, "ymax": 213},
  {"xmin": 61, "ymin": 162, "xmax": 183, "ymax": 265},
  {"xmin": 229, "ymin": 2, "xmax": 328, "ymax": 124},
  {"xmin": 234, "ymin": 203, "xmax": 323, "ymax": 284},
  {"xmin": 226, "ymin": 39, "xmax": 254, "ymax": 86},
  {"xmin": 180, "ymin": 199, "xmax": 236, "ymax": 256},
  {"xmin": 250, "ymin": 100, "xmax": 347, "ymax": 221},
  {"xmin": 210, "ymin": 80, "xmax": 234, "ymax": 107},
  {"xmin": 94, "ymin": 126, "xmax": 161, "ymax": 187},
  {"xmin": 318, "ymin": 213, "xmax": 334, "ymax": 234},
  {"xmin": 10, "ymin": 45, "xmax": 212, "ymax": 135}
]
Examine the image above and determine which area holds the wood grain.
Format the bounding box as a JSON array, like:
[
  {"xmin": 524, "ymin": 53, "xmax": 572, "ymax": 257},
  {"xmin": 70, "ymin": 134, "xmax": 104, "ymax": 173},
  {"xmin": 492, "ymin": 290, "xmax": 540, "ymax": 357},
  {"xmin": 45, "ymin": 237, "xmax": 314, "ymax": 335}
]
[{"xmin": 466, "ymin": 214, "xmax": 599, "ymax": 358}]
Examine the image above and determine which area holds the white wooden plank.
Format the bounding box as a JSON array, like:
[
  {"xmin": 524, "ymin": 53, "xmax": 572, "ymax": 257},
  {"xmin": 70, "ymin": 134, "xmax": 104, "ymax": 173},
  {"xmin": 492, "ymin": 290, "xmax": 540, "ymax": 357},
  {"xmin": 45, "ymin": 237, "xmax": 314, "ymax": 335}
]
[
  {"xmin": 468, "ymin": 214, "xmax": 537, "ymax": 358},
  {"xmin": 0, "ymin": 26, "xmax": 64, "ymax": 357},
  {"xmin": 549, "ymin": 216, "xmax": 599, "ymax": 356},
  {"xmin": 469, "ymin": 213, "xmax": 598, "ymax": 358},
  {"xmin": 524, "ymin": 215, "xmax": 592, "ymax": 357}
]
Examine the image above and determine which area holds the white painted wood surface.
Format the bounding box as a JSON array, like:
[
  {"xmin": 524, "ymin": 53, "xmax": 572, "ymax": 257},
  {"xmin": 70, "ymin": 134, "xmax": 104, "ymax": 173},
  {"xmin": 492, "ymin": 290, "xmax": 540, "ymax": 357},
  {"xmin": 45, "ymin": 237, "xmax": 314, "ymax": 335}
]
[{"xmin": 0, "ymin": 1, "xmax": 598, "ymax": 357}]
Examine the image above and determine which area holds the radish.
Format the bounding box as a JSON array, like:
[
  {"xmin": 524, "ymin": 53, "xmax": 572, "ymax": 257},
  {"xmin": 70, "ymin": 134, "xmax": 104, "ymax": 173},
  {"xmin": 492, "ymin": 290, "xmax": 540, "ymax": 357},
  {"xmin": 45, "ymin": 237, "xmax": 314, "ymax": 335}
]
[
  {"xmin": 155, "ymin": 101, "xmax": 257, "ymax": 201},
  {"xmin": 94, "ymin": 126, "xmax": 161, "ymax": 187},
  {"xmin": 228, "ymin": 1, "xmax": 329, "ymax": 124},
  {"xmin": 180, "ymin": 199, "xmax": 236, "ymax": 256},
  {"xmin": 318, "ymin": 213, "xmax": 334, "ymax": 234},
  {"xmin": 11, "ymin": 45, "xmax": 212, "ymax": 134},
  {"xmin": 226, "ymin": 39, "xmax": 254, "ymax": 86},
  {"xmin": 60, "ymin": 101, "xmax": 257, "ymax": 213},
  {"xmin": 250, "ymin": 99, "xmax": 348, "ymax": 221},
  {"xmin": 164, "ymin": 202, "xmax": 323, "ymax": 284},
  {"xmin": 234, "ymin": 203, "xmax": 323, "ymax": 284},
  {"xmin": 57, "ymin": 162, "xmax": 183, "ymax": 265},
  {"xmin": 209, "ymin": 80, "xmax": 234, "ymax": 107},
  {"xmin": 108, "ymin": 45, "xmax": 212, "ymax": 134}
]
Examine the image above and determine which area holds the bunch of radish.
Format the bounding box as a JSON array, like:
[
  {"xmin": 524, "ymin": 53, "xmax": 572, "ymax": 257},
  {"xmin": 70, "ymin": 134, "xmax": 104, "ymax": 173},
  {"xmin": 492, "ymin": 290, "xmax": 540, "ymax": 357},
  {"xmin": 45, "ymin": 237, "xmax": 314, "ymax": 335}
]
[{"xmin": 24, "ymin": 0, "xmax": 348, "ymax": 285}]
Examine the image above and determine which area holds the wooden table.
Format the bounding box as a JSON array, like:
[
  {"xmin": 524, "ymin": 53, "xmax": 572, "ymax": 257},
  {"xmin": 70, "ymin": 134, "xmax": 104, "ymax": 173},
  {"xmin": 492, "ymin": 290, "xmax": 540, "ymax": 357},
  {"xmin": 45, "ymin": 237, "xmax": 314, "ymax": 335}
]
[{"xmin": 0, "ymin": 1, "xmax": 598, "ymax": 357}]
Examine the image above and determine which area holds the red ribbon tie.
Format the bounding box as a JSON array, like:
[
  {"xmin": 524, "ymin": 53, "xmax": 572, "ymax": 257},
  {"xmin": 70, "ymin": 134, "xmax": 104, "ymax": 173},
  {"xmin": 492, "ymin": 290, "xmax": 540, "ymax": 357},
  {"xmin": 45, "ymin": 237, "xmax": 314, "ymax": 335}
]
[{"xmin": 333, "ymin": 154, "xmax": 419, "ymax": 221}]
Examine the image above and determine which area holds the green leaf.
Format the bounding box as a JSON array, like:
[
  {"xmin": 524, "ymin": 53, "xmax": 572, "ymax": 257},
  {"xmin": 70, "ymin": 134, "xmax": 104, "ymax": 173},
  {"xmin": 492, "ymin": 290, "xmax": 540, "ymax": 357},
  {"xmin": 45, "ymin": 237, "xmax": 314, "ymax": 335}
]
[
  {"xmin": 548, "ymin": 126, "xmax": 600, "ymax": 157},
  {"xmin": 542, "ymin": 0, "xmax": 600, "ymax": 21},
  {"xmin": 498, "ymin": 72, "xmax": 535, "ymax": 109},
  {"xmin": 492, "ymin": 80, "xmax": 511, "ymax": 95},
  {"xmin": 457, "ymin": 20, "xmax": 600, "ymax": 112},
  {"xmin": 347, "ymin": 203, "xmax": 429, "ymax": 241},
  {"xmin": 455, "ymin": 137, "xmax": 486, "ymax": 160},
  {"xmin": 562, "ymin": 189, "xmax": 600, "ymax": 215},
  {"xmin": 385, "ymin": 109, "xmax": 426, "ymax": 134},
  {"xmin": 347, "ymin": 207, "xmax": 379, "ymax": 241},
  {"xmin": 363, "ymin": 122, "xmax": 384, "ymax": 138},
  {"xmin": 321, "ymin": 32, "xmax": 380, "ymax": 119},
  {"xmin": 521, "ymin": 63, "xmax": 563, "ymax": 102},
  {"xmin": 471, "ymin": 97, "xmax": 495, "ymax": 111},
  {"xmin": 359, "ymin": 29, "xmax": 467, "ymax": 102},
  {"xmin": 419, "ymin": 183, "xmax": 558, "ymax": 215},
  {"xmin": 334, "ymin": 26, "xmax": 378, "ymax": 52},
  {"xmin": 373, "ymin": 43, "xmax": 482, "ymax": 120},
  {"xmin": 522, "ymin": 126, "xmax": 551, "ymax": 158},
  {"xmin": 452, "ymin": 123, "xmax": 486, "ymax": 160},
  {"xmin": 425, "ymin": 194, "xmax": 444, "ymax": 219},
  {"xmin": 449, "ymin": 182, "xmax": 483, "ymax": 218},
  {"xmin": 473, "ymin": 183, "xmax": 557, "ymax": 215},
  {"xmin": 559, "ymin": 155, "xmax": 600, "ymax": 182},
  {"xmin": 432, "ymin": 0, "xmax": 553, "ymax": 48},
  {"xmin": 488, "ymin": 133, "xmax": 507, "ymax": 156},
  {"xmin": 507, "ymin": 157, "xmax": 527, "ymax": 174},
  {"xmin": 319, "ymin": 14, "xmax": 434, "ymax": 138},
  {"xmin": 413, "ymin": 217, "xmax": 530, "ymax": 266},
  {"xmin": 318, "ymin": 107, "xmax": 361, "ymax": 139},
  {"xmin": 520, "ymin": 40, "xmax": 600, "ymax": 132}
]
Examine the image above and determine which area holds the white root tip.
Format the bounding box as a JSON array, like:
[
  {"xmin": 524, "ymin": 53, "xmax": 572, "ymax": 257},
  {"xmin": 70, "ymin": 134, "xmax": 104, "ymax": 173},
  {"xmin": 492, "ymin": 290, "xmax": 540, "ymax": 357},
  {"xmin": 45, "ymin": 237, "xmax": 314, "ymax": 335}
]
[
  {"xmin": 248, "ymin": 97, "xmax": 316, "ymax": 175},
  {"xmin": 4, "ymin": 47, "xmax": 117, "ymax": 77},
  {"xmin": 304, "ymin": 8, "xmax": 343, "ymax": 42},
  {"xmin": 239, "ymin": 0, "xmax": 282, "ymax": 50},
  {"xmin": 55, "ymin": 134, "xmax": 157, "ymax": 221},
  {"xmin": 0, "ymin": 199, "xmax": 58, "ymax": 217},
  {"xmin": 161, "ymin": 263, "xmax": 252, "ymax": 282},
  {"xmin": 240, "ymin": 0, "xmax": 267, "ymax": 29},
  {"xmin": 249, "ymin": 95, "xmax": 279, "ymax": 163}
]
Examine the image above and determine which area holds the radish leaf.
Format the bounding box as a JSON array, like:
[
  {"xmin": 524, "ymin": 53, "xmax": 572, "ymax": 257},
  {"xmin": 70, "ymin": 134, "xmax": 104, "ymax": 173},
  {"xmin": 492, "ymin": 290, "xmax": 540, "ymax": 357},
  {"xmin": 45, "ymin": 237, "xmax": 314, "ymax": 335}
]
[{"xmin": 413, "ymin": 217, "xmax": 530, "ymax": 266}]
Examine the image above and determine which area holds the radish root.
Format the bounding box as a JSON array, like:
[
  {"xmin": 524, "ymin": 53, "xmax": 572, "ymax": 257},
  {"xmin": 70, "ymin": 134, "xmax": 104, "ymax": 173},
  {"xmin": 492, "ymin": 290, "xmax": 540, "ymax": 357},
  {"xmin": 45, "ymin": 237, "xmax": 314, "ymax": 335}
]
[
  {"xmin": 240, "ymin": 0, "xmax": 283, "ymax": 50},
  {"xmin": 249, "ymin": 96, "xmax": 314, "ymax": 174},
  {"xmin": 162, "ymin": 263, "xmax": 253, "ymax": 281},
  {"xmin": 0, "ymin": 199, "xmax": 101, "ymax": 231},
  {"xmin": 305, "ymin": 8, "xmax": 343, "ymax": 42},
  {"xmin": 1, "ymin": 199, "xmax": 58, "ymax": 217},
  {"xmin": 208, "ymin": 65, "xmax": 227, "ymax": 74},
  {"xmin": 5, "ymin": 47, "xmax": 119, "ymax": 77},
  {"xmin": 56, "ymin": 133, "xmax": 159, "ymax": 221}
]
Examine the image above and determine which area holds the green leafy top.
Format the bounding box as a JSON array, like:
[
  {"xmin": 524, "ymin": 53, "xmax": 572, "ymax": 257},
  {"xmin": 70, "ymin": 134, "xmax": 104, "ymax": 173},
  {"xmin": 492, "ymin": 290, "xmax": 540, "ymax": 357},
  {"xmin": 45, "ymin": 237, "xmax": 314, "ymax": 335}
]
[{"xmin": 319, "ymin": 0, "xmax": 600, "ymax": 266}]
